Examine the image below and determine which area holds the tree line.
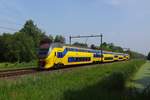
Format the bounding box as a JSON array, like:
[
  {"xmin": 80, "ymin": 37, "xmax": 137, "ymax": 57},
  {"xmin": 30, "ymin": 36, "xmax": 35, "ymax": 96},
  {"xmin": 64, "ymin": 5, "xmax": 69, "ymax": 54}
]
[
  {"xmin": 0, "ymin": 20, "xmax": 146, "ymax": 63},
  {"xmin": 0, "ymin": 20, "xmax": 65, "ymax": 62},
  {"xmin": 72, "ymin": 42, "xmax": 145, "ymax": 59}
]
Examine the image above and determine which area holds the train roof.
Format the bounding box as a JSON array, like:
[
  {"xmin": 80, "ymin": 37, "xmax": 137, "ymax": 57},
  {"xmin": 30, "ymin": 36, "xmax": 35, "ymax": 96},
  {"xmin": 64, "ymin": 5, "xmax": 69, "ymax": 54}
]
[
  {"xmin": 51, "ymin": 43, "xmax": 102, "ymax": 52},
  {"xmin": 49, "ymin": 43, "xmax": 127, "ymax": 55}
]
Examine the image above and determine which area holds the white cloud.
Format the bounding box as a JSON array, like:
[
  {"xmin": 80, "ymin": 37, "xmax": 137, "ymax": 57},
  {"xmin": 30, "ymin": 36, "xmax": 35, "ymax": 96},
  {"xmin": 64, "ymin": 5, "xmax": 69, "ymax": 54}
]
[
  {"xmin": 109, "ymin": 0, "xmax": 122, "ymax": 6},
  {"xmin": 104, "ymin": 0, "xmax": 136, "ymax": 7}
]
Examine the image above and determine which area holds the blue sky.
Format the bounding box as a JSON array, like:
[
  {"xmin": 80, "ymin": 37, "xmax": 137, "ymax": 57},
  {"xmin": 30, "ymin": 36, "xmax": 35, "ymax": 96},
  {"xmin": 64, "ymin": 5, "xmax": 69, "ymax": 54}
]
[{"xmin": 0, "ymin": 0, "xmax": 149, "ymax": 55}]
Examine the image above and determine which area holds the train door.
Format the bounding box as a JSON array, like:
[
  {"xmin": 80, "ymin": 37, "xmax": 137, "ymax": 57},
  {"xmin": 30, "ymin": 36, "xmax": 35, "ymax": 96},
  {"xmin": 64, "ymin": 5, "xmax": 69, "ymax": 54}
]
[{"xmin": 53, "ymin": 50, "xmax": 64, "ymax": 65}]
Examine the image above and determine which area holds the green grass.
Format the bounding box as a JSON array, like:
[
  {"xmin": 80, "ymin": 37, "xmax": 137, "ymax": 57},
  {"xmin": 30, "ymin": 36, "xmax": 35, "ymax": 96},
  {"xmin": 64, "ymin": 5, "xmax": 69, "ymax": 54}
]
[
  {"xmin": 0, "ymin": 60, "xmax": 146, "ymax": 100},
  {"xmin": 0, "ymin": 60, "xmax": 37, "ymax": 70}
]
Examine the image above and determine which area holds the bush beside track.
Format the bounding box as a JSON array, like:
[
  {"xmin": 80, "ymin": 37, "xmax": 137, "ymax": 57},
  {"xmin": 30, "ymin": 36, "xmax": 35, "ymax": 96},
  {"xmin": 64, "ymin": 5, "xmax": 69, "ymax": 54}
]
[
  {"xmin": 0, "ymin": 60, "xmax": 146, "ymax": 100},
  {"xmin": 0, "ymin": 60, "xmax": 37, "ymax": 70}
]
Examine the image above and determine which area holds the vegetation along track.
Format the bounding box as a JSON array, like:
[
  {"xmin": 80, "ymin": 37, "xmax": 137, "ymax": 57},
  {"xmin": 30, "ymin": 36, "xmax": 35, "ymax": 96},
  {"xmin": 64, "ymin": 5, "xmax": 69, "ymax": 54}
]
[
  {"xmin": 0, "ymin": 61, "xmax": 127, "ymax": 78},
  {"xmin": 0, "ymin": 68, "xmax": 38, "ymax": 78}
]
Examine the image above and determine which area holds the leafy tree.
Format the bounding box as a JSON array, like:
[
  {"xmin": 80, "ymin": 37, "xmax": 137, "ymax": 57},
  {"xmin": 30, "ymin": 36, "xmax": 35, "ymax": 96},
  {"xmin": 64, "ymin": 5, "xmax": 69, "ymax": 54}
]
[
  {"xmin": 73, "ymin": 42, "xmax": 88, "ymax": 48},
  {"xmin": 14, "ymin": 32, "xmax": 36, "ymax": 62},
  {"xmin": 90, "ymin": 44, "xmax": 96, "ymax": 49},
  {"xmin": 129, "ymin": 51, "xmax": 145, "ymax": 59},
  {"xmin": 40, "ymin": 37, "xmax": 53, "ymax": 45},
  {"xmin": 19, "ymin": 19, "xmax": 46, "ymax": 48},
  {"xmin": 100, "ymin": 42, "xmax": 123, "ymax": 52},
  {"xmin": 0, "ymin": 20, "xmax": 51, "ymax": 62},
  {"xmin": 0, "ymin": 33, "xmax": 16, "ymax": 62},
  {"xmin": 147, "ymin": 52, "xmax": 150, "ymax": 60},
  {"xmin": 102, "ymin": 42, "xmax": 107, "ymax": 47},
  {"xmin": 100, "ymin": 42, "xmax": 111, "ymax": 51},
  {"xmin": 48, "ymin": 35, "xmax": 53, "ymax": 43},
  {"xmin": 54, "ymin": 35, "xmax": 65, "ymax": 43}
]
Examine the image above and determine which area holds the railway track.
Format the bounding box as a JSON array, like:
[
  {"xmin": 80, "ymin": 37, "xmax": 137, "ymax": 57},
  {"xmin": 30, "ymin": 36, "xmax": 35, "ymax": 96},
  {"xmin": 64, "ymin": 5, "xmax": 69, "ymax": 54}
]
[
  {"xmin": 0, "ymin": 64, "xmax": 103, "ymax": 78},
  {"xmin": 0, "ymin": 61, "xmax": 127, "ymax": 78},
  {"xmin": 0, "ymin": 68, "xmax": 38, "ymax": 78}
]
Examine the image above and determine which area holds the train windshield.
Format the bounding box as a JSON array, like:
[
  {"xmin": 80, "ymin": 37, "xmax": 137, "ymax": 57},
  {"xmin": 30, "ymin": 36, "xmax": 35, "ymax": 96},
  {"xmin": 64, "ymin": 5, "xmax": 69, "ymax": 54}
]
[{"xmin": 38, "ymin": 43, "xmax": 51, "ymax": 58}]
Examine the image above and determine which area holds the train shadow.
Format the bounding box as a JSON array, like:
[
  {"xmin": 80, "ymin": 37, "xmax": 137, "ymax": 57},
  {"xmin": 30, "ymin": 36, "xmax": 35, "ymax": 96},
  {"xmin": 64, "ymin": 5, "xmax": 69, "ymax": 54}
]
[
  {"xmin": 39, "ymin": 60, "xmax": 126, "ymax": 72},
  {"xmin": 62, "ymin": 76, "xmax": 126, "ymax": 100},
  {"xmin": 62, "ymin": 75, "xmax": 150, "ymax": 100}
]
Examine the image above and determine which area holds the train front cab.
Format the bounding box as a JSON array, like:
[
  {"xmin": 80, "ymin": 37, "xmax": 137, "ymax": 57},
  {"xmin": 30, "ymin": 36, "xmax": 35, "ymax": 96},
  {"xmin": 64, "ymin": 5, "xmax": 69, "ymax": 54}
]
[
  {"xmin": 38, "ymin": 42, "xmax": 53, "ymax": 69},
  {"xmin": 38, "ymin": 43, "xmax": 64, "ymax": 69}
]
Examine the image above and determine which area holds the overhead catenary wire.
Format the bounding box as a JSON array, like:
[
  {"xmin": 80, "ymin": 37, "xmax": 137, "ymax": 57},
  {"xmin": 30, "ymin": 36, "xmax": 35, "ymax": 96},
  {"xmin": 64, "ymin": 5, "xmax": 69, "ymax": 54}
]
[
  {"xmin": 0, "ymin": 0, "xmax": 25, "ymax": 20},
  {"xmin": 0, "ymin": 0, "xmax": 25, "ymax": 32},
  {"xmin": 0, "ymin": 26, "xmax": 18, "ymax": 31}
]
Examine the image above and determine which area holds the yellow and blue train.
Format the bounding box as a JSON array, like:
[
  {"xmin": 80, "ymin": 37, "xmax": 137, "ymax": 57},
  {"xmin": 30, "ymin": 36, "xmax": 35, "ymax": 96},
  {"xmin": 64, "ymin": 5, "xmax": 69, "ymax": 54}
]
[{"xmin": 38, "ymin": 43, "xmax": 130, "ymax": 69}]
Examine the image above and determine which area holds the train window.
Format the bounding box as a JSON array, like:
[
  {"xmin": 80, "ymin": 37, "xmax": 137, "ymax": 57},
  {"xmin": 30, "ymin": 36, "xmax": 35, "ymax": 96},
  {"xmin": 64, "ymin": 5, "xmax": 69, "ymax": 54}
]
[
  {"xmin": 79, "ymin": 49, "xmax": 83, "ymax": 52},
  {"xmin": 74, "ymin": 58, "xmax": 77, "ymax": 62},
  {"xmin": 83, "ymin": 57, "xmax": 85, "ymax": 61},
  {"xmin": 54, "ymin": 52, "xmax": 56, "ymax": 56},
  {"xmin": 86, "ymin": 58, "xmax": 88, "ymax": 61},
  {"xmin": 68, "ymin": 57, "xmax": 73, "ymax": 62},
  {"xmin": 99, "ymin": 54, "xmax": 102, "ymax": 57},
  {"xmin": 88, "ymin": 57, "xmax": 90, "ymax": 61},
  {"xmin": 68, "ymin": 57, "xmax": 92, "ymax": 62},
  {"xmin": 66, "ymin": 48, "xmax": 69, "ymax": 51},
  {"xmin": 71, "ymin": 48, "xmax": 74, "ymax": 51},
  {"xmin": 78, "ymin": 49, "xmax": 80, "ymax": 52},
  {"xmin": 114, "ymin": 55, "xmax": 118, "ymax": 58},
  {"xmin": 79, "ymin": 57, "xmax": 81, "ymax": 61},
  {"xmin": 57, "ymin": 52, "xmax": 63, "ymax": 58},
  {"xmin": 69, "ymin": 48, "xmax": 73, "ymax": 51},
  {"xmin": 72, "ymin": 57, "xmax": 75, "ymax": 62},
  {"xmin": 75, "ymin": 58, "xmax": 78, "ymax": 62},
  {"xmin": 68, "ymin": 57, "xmax": 76, "ymax": 62},
  {"xmin": 104, "ymin": 57, "xmax": 113, "ymax": 60},
  {"xmin": 78, "ymin": 57, "xmax": 80, "ymax": 61},
  {"xmin": 86, "ymin": 57, "xmax": 89, "ymax": 61},
  {"xmin": 63, "ymin": 48, "xmax": 67, "ymax": 54},
  {"xmin": 94, "ymin": 54, "xmax": 102, "ymax": 58},
  {"xmin": 119, "ymin": 57, "xmax": 123, "ymax": 59},
  {"xmin": 81, "ymin": 57, "xmax": 84, "ymax": 61},
  {"xmin": 86, "ymin": 57, "xmax": 88, "ymax": 61}
]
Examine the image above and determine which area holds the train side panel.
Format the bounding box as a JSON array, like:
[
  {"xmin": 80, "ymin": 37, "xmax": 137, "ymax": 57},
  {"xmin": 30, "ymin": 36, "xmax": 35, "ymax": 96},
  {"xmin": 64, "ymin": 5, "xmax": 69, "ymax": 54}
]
[
  {"xmin": 54, "ymin": 47, "xmax": 94, "ymax": 66},
  {"xmin": 118, "ymin": 55, "xmax": 124, "ymax": 61},
  {"xmin": 103, "ymin": 54, "xmax": 114, "ymax": 62}
]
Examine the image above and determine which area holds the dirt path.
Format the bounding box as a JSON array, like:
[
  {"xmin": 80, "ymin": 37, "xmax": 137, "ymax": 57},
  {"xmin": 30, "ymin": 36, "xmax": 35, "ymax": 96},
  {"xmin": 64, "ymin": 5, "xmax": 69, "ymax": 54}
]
[{"xmin": 132, "ymin": 61, "xmax": 150, "ymax": 91}]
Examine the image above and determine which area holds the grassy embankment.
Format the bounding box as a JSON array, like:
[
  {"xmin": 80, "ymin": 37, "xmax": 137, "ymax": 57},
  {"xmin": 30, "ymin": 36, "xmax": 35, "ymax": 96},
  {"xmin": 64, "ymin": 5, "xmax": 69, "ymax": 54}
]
[
  {"xmin": 0, "ymin": 60, "xmax": 146, "ymax": 100},
  {"xmin": 0, "ymin": 60, "xmax": 37, "ymax": 70}
]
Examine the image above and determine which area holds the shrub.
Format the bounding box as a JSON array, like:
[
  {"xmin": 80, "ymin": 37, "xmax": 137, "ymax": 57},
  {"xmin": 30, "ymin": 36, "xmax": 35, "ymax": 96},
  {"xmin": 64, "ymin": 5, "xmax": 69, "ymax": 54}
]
[
  {"xmin": 101, "ymin": 60, "xmax": 145, "ymax": 91},
  {"xmin": 103, "ymin": 72, "xmax": 125, "ymax": 91}
]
